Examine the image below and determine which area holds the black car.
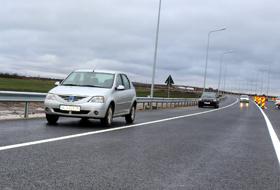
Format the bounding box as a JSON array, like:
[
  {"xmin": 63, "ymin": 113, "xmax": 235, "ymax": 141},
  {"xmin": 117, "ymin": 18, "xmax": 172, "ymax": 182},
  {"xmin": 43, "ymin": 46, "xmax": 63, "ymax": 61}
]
[{"xmin": 198, "ymin": 92, "xmax": 219, "ymax": 108}]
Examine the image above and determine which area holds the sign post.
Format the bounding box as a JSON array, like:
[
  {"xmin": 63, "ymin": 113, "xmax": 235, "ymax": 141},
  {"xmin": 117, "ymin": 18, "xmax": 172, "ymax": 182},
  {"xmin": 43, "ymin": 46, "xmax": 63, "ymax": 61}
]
[{"xmin": 165, "ymin": 75, "xmax": 174, "ymax": 98}]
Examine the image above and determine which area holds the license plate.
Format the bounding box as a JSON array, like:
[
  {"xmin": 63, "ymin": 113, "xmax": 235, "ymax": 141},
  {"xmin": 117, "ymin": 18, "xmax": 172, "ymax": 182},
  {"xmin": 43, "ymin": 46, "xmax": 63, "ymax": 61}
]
[
  {"xmin": 60, "ymin": 105, "xmax": 81, "ymax": 112},
  {"xmin": 204, "ymin": 102, "xmax": 210, "ymax": 105}
]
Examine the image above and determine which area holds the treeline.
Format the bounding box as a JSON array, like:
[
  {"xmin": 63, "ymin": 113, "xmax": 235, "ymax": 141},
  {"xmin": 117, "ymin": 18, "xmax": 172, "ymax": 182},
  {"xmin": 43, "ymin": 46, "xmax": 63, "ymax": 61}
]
[{"xmin": 0, "ymin": 73, "xmax": 57, "ymax": 81}]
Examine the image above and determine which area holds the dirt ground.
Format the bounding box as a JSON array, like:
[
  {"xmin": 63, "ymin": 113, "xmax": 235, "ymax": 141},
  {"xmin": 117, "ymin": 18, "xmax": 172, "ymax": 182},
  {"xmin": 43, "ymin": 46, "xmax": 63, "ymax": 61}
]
[
  {"xmin": 0, "ymin": 101, "xmax": 191, "ymax": 120},
  {"xmin": 0, "ymin": 102, "xmax": 45, "ymax": 119}
]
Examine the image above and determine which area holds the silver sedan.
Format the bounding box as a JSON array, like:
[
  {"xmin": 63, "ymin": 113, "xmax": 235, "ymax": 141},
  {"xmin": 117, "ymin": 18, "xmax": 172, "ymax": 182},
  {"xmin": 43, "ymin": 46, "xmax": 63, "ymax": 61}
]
[{"xmin": 44, "ymin": 69, "xmax": 137, "ymax": 127}]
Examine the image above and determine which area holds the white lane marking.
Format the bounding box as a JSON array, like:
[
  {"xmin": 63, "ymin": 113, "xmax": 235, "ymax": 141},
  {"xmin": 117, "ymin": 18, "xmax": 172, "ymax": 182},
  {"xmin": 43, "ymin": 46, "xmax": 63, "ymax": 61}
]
[
  {"xmin": 255, "ymin": 101, "xmax": 280, "ymax": 166},
  {"xmin": 0, "ymin": 99, "xmax": 238, "ymax": 151}
]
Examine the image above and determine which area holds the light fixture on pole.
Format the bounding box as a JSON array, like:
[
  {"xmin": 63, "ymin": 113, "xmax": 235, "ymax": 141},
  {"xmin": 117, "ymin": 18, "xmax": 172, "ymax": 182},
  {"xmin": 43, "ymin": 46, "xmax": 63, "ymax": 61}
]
[
  {"xmin": 203, "ymin": 27, "xmax": 226, "ymax": 92},
  {"xmin": 150, "ymin": 0, "xmax": 162, "ymax": 98},
  {"xmin": 218, "ymin": 50, "xmax": 233, "ymax": 95}
]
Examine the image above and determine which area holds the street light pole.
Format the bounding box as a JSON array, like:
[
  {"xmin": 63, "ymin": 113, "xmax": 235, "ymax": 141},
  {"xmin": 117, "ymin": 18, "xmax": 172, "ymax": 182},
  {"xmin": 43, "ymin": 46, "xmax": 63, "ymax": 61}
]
[
  {"xmin": 150, "ymin": 0, "xmax": 162, "ymax": 98},
  {"xmin": 218, "ymin": 50, "xmax": 233, "ymax": 95},
  {"xmin": 266, "ymin": 63, "xmax": 271, "ymax": 96},
  {"xmin": 203, "ymin": 27, "xmax": 226, "ymax": 92}
]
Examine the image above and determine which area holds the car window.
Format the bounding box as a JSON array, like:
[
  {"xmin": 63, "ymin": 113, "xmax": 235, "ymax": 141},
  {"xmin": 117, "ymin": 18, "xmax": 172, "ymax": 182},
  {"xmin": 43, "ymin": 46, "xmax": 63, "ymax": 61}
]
[
  {"xmin": 116, "ymin": 74, "xmax": 123, "ymax": 87},
  {"xmin": 121, "ymin": 74, "xmax": 131, "ymax": 89},
  {"xmin": 201, "ymin": 92, "xmax": 216, "ymax": 98}
]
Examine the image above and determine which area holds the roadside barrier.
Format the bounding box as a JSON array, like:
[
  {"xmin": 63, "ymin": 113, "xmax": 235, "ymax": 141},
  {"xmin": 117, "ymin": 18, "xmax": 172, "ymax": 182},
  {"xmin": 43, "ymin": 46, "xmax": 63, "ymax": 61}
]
[
  {"xmin": 261, "ymin": 97, "xmax": 266, "ymax": 109},
  {"xmin": 0, "ymin": 91, "xmax": 201, "ymax": 118},
  {"xmin": 254, "ymin": 96, "xmax": 257, "ymax": 103},
  {"xmin": 255, "ymin": 95, "xmax": 267, "ymax": 109}
]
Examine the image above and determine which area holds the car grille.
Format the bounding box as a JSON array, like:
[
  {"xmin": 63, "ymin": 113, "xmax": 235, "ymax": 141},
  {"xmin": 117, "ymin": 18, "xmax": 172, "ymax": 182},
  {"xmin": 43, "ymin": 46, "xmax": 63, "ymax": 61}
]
[
  {"xmin": 58, "ymin": 95, "xmax": 87, "ymax": 102},
  {"xmin": 53, "ymin": 109, "xmax": 90, "ymax": 115},
  {"xmin": 202, "ymin": 99, "xmax": 214, "ymax": 102}
]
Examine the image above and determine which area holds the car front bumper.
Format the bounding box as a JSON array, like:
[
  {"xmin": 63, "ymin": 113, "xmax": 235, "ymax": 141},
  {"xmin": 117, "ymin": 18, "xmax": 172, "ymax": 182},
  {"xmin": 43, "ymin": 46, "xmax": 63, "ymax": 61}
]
[
  {"xmin": 240, "ymin": 100, "xmax": 250, "ymax": 103},
  {"xmin": 44, "ymin": 99, "xmax": 108, "ymax": 119},
  {"xmin": 199, "ymin": 101, "xmax": 219, "ymax": 106}
]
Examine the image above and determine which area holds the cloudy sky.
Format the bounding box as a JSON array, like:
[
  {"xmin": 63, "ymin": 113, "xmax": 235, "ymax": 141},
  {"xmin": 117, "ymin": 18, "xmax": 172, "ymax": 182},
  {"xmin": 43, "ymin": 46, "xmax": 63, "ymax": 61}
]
[{"xmin": 0, "ymin": 0, "xmax": 279, "ymax": 95}]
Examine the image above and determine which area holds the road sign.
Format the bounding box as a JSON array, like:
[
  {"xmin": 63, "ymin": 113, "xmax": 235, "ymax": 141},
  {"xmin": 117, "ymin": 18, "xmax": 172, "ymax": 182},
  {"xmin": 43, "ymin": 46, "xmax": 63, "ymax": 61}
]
[
  {"xmin": 165, "ymin": 75, "xmax": 174, "ymax": 86},
  {"xmin": 165, "ymin": 75, "xmax": 174, "ymax": 98}
]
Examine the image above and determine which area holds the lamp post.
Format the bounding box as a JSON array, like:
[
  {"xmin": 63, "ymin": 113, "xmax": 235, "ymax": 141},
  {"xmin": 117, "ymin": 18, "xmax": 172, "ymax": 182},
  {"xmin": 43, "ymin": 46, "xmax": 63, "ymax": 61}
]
[
  {"xmin": 203, "ymin": 27, "xmax": 226, "ymax": 92},
  {"xmin": 218, "ymin": 50, "xmax": 233, "ymax": 95},
  {"xmin": 150, "ymin": 0, "xmax": 162, "ymax": 98},
  {"xmin": 266, "ymin": 63, "xmax": 271, "ymax": 96}
]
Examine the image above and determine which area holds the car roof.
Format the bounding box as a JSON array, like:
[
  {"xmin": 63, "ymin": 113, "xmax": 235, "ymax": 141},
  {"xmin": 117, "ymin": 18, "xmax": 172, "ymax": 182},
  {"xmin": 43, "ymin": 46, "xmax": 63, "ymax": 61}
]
[{"xmin": 73, "ymin": 69, "xmax": 123, "ymax": 75}]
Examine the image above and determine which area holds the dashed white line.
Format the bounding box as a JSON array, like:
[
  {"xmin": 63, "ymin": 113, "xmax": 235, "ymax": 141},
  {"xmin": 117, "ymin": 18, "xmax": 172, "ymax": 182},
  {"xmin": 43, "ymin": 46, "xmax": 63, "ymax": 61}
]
[
  {"xmin": 0, "ymin": 99, "xmax": 238, "ymax": 151},
  {"xmin": 255, "ymin": 101, "xmax": 280, "ymax": 166}
]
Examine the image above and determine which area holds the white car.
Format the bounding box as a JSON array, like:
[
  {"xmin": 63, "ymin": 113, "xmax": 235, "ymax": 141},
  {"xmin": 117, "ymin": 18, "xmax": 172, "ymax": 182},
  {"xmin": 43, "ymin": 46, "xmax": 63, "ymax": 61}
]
[
  {"xmin": 44, "ymin": 69, "xmax": 137, "ymax": 127},
  {"xmin": 240, "ymin": 95, "xmax": 250, "ymax": 103},
  {"xmin": 275, "ymin": 96, "xmax": 280, "ymax": 109}
]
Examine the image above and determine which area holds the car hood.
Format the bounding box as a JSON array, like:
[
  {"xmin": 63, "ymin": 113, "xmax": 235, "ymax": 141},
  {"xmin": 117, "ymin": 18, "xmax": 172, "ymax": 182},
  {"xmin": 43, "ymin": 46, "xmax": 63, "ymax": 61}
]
[{"xmin": 49, "ymin": 86, "xmax": 112, "ymax": 97}]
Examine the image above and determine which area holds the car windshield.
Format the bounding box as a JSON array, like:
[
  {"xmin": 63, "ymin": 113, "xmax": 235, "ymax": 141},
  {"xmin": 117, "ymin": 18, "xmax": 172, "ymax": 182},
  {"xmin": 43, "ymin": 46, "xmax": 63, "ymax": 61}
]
[
  {"xmin": 201, "ymin": 92, "xmax": 216, "ymax": 98},
  {"xmin": 241, "ymin": 95, "xmax": 249, "ymax": 98},
  {"xmin": 62, "ymin": 72, "xmax": 115, "ymax": 88}
]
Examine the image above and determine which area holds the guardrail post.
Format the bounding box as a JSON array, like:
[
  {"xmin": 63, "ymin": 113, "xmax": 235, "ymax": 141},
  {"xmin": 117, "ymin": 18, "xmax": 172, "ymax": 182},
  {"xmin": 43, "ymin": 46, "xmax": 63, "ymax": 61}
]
[{"xmin": 24, "ymin": 102, "xmax": 29, "ymax": 118}]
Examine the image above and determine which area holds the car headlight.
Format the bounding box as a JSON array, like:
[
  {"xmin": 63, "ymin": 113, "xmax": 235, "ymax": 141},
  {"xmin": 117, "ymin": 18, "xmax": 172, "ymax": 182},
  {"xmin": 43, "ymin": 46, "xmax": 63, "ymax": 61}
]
[
  {"xmin": 213, "ymin": 99, "xmax": 217, "ymax": 102},
  {"xmin": 198, "ymin": 98, "xmax": 202, "ymax": 101},
  {"xmin": 89, "ymin": 96, "xmax": 105, "ymax": 103},
  {"xmin": 46, "ymin": 93, "xmax": 56, "ymax": 100}
]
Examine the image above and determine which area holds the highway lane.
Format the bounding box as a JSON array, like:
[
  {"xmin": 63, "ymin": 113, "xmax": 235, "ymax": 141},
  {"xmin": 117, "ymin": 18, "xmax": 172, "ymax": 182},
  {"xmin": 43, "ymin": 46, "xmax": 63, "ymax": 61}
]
[
  {"xmin": 0, "ymin": 97, "xmax": 236, "ymax": 147},
  {"xmin": 0, "ymin": 97, "xmax": 280, "ymax": 189}
]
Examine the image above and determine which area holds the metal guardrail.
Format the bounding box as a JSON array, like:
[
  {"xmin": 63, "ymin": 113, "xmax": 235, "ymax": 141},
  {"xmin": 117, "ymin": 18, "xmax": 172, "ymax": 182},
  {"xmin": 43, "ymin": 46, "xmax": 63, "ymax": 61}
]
[
  {"xmin": 137, "ymin": 97, "xmax": 198, "ymax": 110},
  {"xmin": 0, "ymin": 91, "xmax": 199, "ymax": 118}
]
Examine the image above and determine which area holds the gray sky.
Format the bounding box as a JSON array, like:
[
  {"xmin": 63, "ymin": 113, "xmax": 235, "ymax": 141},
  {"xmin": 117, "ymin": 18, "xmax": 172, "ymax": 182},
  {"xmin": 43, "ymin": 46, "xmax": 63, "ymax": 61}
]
[{"xmin": 0, "ymin": 0, "xmax": 279, "ymax": 95}]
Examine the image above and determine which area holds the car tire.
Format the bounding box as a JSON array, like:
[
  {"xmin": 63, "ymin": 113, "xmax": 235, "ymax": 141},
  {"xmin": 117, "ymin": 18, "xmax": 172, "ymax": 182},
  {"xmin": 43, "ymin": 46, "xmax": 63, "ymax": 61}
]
[
  {"xmin": 198, "ymin": 103, "xmax": 203, "ymax": 108},
  {"xmin": 215, "ymin": 104, "xmax": 219, "ymax": 109},
  {"xmin": 125, "ymin": 105, "xmax": 136, "ymax": 124},
  {"xmin": 101, "ymin": 105, "xmax": 113, "ymax": 127},
  {"xmin": 46, "ymin": 114, "xmax": 59, "ymax": 125}
]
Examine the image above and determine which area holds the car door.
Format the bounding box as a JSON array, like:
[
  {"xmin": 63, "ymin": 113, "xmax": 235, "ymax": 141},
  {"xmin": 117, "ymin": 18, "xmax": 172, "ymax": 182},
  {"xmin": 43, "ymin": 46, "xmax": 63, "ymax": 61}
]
[
  {"xmin": 114, "ymin": 74, "xmax": 127, "ymax": 115},
  {"xmin": 121, "ymin": 74, "xmax": 134, "ymax": 112}
]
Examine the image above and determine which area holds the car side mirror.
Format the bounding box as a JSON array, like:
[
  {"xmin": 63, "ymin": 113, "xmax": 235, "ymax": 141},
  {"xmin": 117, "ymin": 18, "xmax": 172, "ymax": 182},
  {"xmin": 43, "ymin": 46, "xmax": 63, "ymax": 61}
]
[
  {"xmin": 116, "ymin": 85, "xmax": 125, "ymax": 91},
  {"xmin": 54, "ymin": 81, "xmax": 60, "ymax": 86}
]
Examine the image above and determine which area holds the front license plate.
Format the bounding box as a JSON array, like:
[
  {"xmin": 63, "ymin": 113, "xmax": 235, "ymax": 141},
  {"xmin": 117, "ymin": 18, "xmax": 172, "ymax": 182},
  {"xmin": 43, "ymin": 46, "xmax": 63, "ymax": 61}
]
[
  {"xmin": 204, "ymin": 102, "xmax": 210, "ymax": 105},
  {"xmin": 60, "ymin": 105, "xmax": 81, "ymax": 112}
]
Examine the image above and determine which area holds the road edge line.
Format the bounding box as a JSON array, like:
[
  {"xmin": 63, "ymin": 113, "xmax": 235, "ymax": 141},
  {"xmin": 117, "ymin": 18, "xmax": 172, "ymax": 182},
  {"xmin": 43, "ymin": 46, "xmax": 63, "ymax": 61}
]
[{"xmin": 254, "ymin": 101, "xmax": 280, "ymax": 166}]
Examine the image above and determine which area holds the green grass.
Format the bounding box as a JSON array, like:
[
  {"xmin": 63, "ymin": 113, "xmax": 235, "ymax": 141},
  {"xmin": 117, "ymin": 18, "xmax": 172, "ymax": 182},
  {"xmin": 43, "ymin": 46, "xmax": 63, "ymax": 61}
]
[
  {"xmin": 0, "ymin": 77, "xmax": 200, "ymax": 98},
  {"xmin": 135, "ymin": 87, "xmax": 200, "ymax": 98},
  {"xmin": 0, "ymin": 77, "xmax": 55, "ymax": 92}
]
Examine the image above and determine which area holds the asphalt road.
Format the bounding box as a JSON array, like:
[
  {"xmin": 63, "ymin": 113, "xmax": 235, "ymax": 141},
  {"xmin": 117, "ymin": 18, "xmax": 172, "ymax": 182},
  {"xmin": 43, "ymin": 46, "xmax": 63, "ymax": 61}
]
[{"xmin": 0, "ymin": 96, "xmax": 280, "ymax": 189}]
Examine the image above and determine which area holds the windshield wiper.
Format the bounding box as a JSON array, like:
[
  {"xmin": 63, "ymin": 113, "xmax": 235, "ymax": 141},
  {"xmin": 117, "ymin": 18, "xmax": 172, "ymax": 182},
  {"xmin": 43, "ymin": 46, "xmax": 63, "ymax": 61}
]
[
  {"xmin": 62, "ymin": 84, "xmax": 79, "ymax": 86},
  {"xmin": 80, "ymin": 85, "xmax": 104, "ymax": 88}
]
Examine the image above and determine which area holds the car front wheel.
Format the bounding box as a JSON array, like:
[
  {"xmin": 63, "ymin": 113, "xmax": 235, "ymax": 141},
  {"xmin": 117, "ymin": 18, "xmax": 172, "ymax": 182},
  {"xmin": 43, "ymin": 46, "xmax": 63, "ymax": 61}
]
[
  {"xmin": 46, "ymin": 114, "xmax": 59, "ymax": 125},
  {"xmin": 125, "ymin": 105, "xmax": 136, "ymax": 124},
  {"xmin": 101, "ymin": 105, "xmax": 113, "ymax": 127}
]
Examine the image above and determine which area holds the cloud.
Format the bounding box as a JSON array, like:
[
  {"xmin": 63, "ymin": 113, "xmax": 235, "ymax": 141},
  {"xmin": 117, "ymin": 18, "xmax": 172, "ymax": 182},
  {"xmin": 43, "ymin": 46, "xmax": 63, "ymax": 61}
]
[{"xmin": 0, "ymin": 0, "xmax": 279, "ymax": 95}]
